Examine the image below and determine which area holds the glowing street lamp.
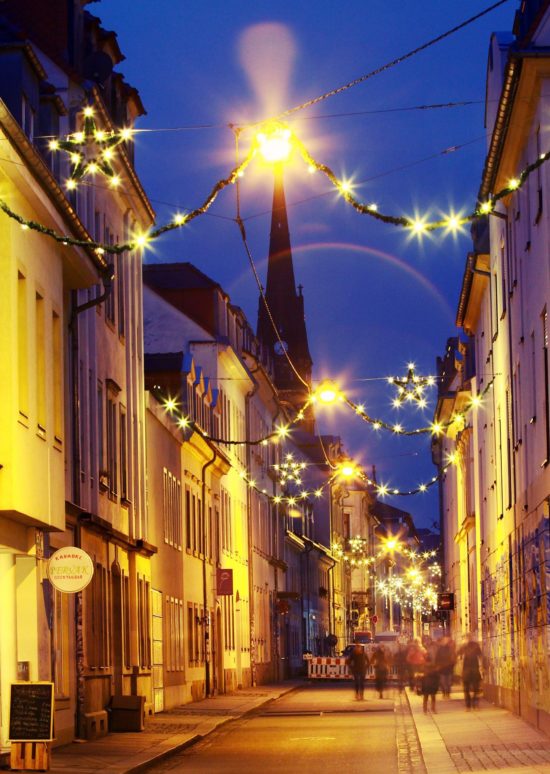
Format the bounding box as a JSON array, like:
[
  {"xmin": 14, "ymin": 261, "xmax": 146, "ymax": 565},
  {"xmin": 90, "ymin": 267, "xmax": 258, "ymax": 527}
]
[
  {"xmin": 312, "ymin": 380, "xmax": 341, "ymax": 407},
  {"xmin": 256, "ymin": 123, "xmax": 293, "ymax": 164},
  {"xmin": 336, "ymin": 460, "xmax": 358, "ymax": 479}
]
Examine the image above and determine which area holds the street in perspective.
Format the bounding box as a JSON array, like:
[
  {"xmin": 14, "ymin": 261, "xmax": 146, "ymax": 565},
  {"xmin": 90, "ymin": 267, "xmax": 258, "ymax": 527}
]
[{"xmin": 0, "ymin": 0, "xmax": 549, "ymax": 773}]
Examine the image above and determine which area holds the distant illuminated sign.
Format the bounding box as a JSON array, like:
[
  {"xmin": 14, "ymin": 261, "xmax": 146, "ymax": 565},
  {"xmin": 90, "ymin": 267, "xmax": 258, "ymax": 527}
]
[
  {"xmin": 437, "ymin": 592, "xmax": 454, "ymax": 611},
  {"xmin": 216, "ymin": 568, "xmax": 233, "ymax": 596},
  {"xmin": 48, "ymin": 547, "xmax": 94, "ymax": 593}
]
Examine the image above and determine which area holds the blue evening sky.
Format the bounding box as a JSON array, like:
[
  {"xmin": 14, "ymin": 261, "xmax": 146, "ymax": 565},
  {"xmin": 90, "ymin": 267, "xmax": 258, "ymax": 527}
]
[{"xmin": 96, "ymin": 0, "xmax": 516, "ymax": 529}]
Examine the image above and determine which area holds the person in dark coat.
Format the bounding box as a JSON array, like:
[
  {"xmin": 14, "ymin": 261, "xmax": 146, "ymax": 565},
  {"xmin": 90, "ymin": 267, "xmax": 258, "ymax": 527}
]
[
  {"xmin": 347, "ymin": 643, "xmax": 368, "ymax": 700},
  {"xmin": 371, "ymin": 645, "xmax": 389, "ymax": 698},
  {"xmin": 435, "ymin": 636, "xmax": 456, "ymax": 698},
  {"xmin": 421, "ymin": 657, "xmax": 440, "ymax": 713},
  {"xmin": 457, "ymin": 634, "xmax": 482, "ymax": 710}
]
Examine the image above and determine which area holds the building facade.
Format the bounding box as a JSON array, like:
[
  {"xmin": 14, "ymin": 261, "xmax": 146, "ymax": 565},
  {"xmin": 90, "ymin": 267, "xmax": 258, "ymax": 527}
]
[{"xmin": 434, "ymin": 0, "xmax": 550, "ymax": 734}]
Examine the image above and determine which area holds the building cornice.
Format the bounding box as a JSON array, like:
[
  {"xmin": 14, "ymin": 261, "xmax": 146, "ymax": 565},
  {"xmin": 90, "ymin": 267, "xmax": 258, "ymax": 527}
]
[
  {"xmin": 456, "ymin": 251, "xmax": 490, "ymax": 333},
  {"xmin": 480, "ymin": 48, "xmax": 550, "ymax": 200}
]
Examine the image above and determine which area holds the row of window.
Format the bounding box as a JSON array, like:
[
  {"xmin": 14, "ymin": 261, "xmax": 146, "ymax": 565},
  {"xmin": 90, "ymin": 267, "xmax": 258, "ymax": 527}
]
[
  {"xmin": 83, "ymin": 378, "xmax": 129, "ymax": 502},
  {"xmin": 163, "ymin": 468, "xmax": 255, "ymax": 562},
  {"xmin": 17, "ymin": 271, "xmax": 63, "ymax": 441}
]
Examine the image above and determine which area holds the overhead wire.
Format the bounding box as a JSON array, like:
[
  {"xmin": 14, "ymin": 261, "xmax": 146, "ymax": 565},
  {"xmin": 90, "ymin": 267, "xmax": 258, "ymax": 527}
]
[{"xmin": 260, "ymin": 0, "xmax": 512, "ymax": 123}]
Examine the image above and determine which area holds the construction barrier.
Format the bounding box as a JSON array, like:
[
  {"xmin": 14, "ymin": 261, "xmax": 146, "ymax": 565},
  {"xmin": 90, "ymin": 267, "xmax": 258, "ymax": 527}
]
[
  {"xmin": 306, "ymin": 657, "xmax": 399, "ymax": 681},
  {"xmin": 307, "ymin": 657, "xmax": 350, "ymax": 679}
]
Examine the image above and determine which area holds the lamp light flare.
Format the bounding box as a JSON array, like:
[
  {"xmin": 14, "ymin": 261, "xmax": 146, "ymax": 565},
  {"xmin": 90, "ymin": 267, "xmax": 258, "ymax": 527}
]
[
  {"xmin": 313, "ymin": 380, "xmax": 340, "ymax": 405},
  {"xmin": 256, "ymin": 123, "xmax": 293, "ymax": 163},
  {"xmin": 339, "ymin": 462, "xmax": 357, "ymax": 478}
]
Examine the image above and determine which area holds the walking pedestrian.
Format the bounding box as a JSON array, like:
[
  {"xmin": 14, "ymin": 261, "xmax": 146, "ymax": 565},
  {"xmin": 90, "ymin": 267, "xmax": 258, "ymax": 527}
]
[
  {"xmin": 347, "ymin": 642, "xmax": 368, "ymax": 700},
  {"xmin": 435, "ymin": 636, "xmax": 456, "ymax": 698},
  {"xmin": 371, "ymin": 645, "xmax": 389, "ymax": 699},
  {"xmin": 421, "ymin": 655, "xmax": 440, "ymax": 713},
  {"xmin": 393, "ymin": 643, "xmax": 408, "ymax": 693},
  {"xmin": 405, "ymin": 639, "xmax": 426, "ymax": 693},
  {"xmin": 457, "ymin": 633, "xmax": 482, "ymax": 710}
]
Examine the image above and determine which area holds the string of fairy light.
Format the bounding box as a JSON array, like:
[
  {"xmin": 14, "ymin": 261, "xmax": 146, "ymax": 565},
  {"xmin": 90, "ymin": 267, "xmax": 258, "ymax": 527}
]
[
  {"xmin": 151, "ymin": 357, "xmax": 483, "ymax": 500},
  {"xmin": 332, "ymin": 535, "xmax": 442, "ymax": 615},
  {"xmin": 1, "ymin": 105, "xmax": 549, "ymax": 254},
  {"xmin": 153, "ymin": 364, "xmax": 493, "ymax": 446}
]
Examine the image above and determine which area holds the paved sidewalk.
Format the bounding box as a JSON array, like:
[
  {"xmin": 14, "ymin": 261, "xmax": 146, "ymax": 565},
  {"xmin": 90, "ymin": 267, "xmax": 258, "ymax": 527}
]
[
  {"xmin": 39, "ymin": 682, "xmax": 301, "ymax": 774},
  {"xmin": 406, "ymin": 688, "xmax": 550, "ymax": 773}
]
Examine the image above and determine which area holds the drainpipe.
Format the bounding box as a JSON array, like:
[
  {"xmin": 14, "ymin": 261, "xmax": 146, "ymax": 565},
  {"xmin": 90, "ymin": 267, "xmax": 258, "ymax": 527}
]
[
  {"xmin": 244, "ymin": 379, "xmax": 259, "ymax": 686},
  {"xmin": 201, "ymin": 446, "xmax": 217, "ymax": 697},
  {"xmin": 69, "ymin": 267, "xmax": 114, "ymax": 505},
  {"xmin": 302, "ymin": 541, "xmax": 313, "ymax": 652},
  {"xmin": 326, "ymin": 555, "xmax": 336, "ymax": 652},
  {"xmin": 68, "ymin": 267, "xmax": 113, "ymax": 739}
]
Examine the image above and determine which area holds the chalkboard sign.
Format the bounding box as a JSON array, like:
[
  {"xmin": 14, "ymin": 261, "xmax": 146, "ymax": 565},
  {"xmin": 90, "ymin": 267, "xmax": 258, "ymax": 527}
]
[{"xmin": 9, "ymin": 683, "xmax": 54, "ymax": 742}]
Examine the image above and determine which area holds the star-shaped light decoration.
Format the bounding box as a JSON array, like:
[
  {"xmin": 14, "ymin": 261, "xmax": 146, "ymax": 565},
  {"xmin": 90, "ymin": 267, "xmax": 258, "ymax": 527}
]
[
  {"xmin": 49, "ymin": 105, "xmax": 133, "ymax": 189},
  {"xmin": 273, "ymin": 454, "xmax": 308, "ymax": 486},
  {"xmin": 387, "ymin": 362, "xmax": 436, "ymax": 408}
]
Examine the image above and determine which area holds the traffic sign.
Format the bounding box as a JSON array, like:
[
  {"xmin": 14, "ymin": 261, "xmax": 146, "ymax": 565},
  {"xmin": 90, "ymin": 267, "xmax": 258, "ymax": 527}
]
[{"xmin": 371, "ymin": 615, "xmax": 378, "ymax": 624}]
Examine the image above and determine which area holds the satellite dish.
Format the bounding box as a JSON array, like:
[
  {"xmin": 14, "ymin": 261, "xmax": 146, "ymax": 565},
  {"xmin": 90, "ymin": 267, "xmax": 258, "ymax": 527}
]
[{"xmin": 83, "ymin": 51, "xmax": 113, "ymax": 84}]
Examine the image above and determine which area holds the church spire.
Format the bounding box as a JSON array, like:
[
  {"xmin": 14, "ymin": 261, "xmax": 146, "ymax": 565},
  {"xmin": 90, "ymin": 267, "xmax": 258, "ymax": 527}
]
[{"xmin": 257, "ymin": 164, "xmax": 313, "ymax": 425}]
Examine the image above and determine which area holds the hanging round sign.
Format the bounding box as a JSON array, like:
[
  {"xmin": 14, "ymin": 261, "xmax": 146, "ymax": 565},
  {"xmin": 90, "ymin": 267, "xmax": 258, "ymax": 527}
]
[{"xmin": 48, "ymin": 546, "xmax": 94, "ymax": 593}]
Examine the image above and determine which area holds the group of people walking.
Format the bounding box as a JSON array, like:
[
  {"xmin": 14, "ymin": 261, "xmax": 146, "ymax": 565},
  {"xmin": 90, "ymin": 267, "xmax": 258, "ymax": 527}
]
[
  {"xmin": 346, "ymin": 633, "xmax": 482, "ymax": 712},
  {"xmin": 346, "ymin": 642, "xmax": 390, "ymax": 700}
]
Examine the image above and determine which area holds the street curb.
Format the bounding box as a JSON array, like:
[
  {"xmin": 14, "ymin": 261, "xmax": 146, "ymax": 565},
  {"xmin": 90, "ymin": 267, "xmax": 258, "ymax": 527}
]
[
  {"xmin": 124, "ymin": 733, "xmax": 204, "ymax": 774},
  {"xmin": 404, "ymin": 689, "xmax": 459, "ymax": 774}
]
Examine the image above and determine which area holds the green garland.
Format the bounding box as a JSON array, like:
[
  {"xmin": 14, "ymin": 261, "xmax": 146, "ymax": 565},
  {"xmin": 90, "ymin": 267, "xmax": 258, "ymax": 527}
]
[{"xmin": 1, "ymin": 112, "xmax": 548, "ymax": 253}]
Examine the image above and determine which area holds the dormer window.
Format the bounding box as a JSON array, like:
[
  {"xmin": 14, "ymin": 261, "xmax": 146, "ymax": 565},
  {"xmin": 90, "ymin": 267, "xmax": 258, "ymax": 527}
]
[{"xmin": 21, "ymin": 94, "xmax": 35, "ymax": 141}]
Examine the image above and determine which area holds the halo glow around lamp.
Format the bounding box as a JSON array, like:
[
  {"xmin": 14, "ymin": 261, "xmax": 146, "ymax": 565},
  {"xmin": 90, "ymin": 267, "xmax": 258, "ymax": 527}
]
[
  {"xmin": 337, "ymin": 460, "xmax": 357, "ymax": 479},
  {"xmin": 314, "ymin": 380, "xmax": 340, "ymax": 405},
  {"xmin": 256, "ymin": 123, "xmax": 293, "ymax": 163}
]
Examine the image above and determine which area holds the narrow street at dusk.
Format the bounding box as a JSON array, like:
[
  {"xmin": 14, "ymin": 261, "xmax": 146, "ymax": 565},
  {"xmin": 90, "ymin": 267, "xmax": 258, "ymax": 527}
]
[{"xmin": 0, "ymin": 0, "xmax": 549, "ymax": 772}]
